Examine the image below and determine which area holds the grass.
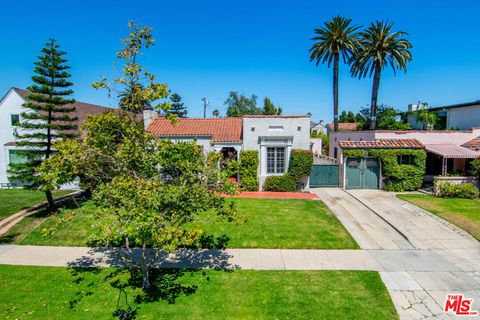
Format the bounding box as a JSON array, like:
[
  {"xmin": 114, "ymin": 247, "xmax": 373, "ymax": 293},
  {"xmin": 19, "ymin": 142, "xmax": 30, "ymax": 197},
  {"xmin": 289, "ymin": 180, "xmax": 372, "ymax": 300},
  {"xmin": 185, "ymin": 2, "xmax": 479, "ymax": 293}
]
[
  {"xmin": 196, "ymin": 198, "xmax": 358, "ymax": 249},
  {"xmin": 9, "ymin": 198, "xmax": 358, "ymax": 249},
  {"xmin": 397, "ymin": 194, "xmax": 480, "ymax": 240},
  {"xmin": 0, "ymin": 265, "xmax": 398, "ymax": 319},
  {"xmin": 0, "ymin": 189, "xmax": 71, "ymax": 220}
]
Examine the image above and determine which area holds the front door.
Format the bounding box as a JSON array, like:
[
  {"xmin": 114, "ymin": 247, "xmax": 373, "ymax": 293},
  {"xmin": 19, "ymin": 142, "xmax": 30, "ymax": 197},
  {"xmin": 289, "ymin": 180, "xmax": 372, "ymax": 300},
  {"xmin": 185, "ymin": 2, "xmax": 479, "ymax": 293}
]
[{"xmin": 346, "ymin": 157, "xmax": 380, "ymax": 189}]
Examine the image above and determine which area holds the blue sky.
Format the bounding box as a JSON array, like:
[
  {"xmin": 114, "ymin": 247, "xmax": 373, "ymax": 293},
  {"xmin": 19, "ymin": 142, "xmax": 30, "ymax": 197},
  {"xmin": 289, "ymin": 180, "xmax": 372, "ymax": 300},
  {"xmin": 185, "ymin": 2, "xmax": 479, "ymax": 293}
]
[{"xmin": 1, "ymin": 0, "xmax": 480, "ymax": 122}]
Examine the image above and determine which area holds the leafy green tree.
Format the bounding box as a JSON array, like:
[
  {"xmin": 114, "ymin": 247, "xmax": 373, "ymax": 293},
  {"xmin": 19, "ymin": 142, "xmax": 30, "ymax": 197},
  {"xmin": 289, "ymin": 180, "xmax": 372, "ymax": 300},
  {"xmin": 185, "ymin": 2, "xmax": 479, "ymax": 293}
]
[
  {"xmin": 356, "ymin": 105, "xmax": 411, "ymax": 130},
  {"xmin": 262, "ymin": 97, "xmax": 282, "ymax": 115},
  {"xmin": 310, "ymin": 16, "xmax": 360, "ymax": 132},
  {"xmin": 8, "ymin": 39, "xmax": 77, "ymax": 211},
  {"xmin": 93, "ymin": 21, "xmax": 169, "ymax": 115},
  {"xmin": 225, "ymin": 91, "xmax": 262, "ymax": 117},
  {"xmin": 339, "ymin": 110, "xmax": 356, "ymax": 122},
  {"xmin": 212, "ymin": 109, "xmax": 220, "ymax": 117},
  {"xmin": 39, "ymin": 112, "xmax": 239, "ymax": 290},
  {"xmin": 168, "ymin": 93, "xmax": 187, "ymax": 117},
  {"xmin": 351, "ymin": 21, "xmax": 412, "ymax": 129}
]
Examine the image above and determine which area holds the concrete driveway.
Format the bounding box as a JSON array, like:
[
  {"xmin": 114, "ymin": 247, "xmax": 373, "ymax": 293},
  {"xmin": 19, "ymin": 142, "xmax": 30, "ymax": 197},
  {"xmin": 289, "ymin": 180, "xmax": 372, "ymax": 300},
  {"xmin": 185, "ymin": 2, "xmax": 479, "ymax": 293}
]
[{"xmin": 312, "ymin": 188, "xmax": 480, "ymax": 320}]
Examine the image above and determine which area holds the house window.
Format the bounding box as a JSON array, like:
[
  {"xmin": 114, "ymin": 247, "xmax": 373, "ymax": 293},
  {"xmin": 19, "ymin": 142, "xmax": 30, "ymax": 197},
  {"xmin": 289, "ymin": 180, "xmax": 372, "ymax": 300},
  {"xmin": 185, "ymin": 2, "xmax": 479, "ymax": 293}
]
[
  {"xmin": 9, "ymin": 150, "xmax": 29, "ymax": 165},
  {"xmin": 11, "ymin": 114, "xmax": 20, "ymax": 126},
  {"xmin": 297, "ymin": 126, "xmax": 301, "ymax": 131},
  {"xmin": 397, "ymin": 154, "xmax": 414, "ymax": 165},
  {"xmin": 268, "ymin": 126, "xmax": 283, "ymax": 131},
  {"xmin": 267, "ymin": 147, "xmax": 285, "ymax": 174},
  {"xmin": 251, "ymin": 127, "xmax": 255, "ymax": 132}
]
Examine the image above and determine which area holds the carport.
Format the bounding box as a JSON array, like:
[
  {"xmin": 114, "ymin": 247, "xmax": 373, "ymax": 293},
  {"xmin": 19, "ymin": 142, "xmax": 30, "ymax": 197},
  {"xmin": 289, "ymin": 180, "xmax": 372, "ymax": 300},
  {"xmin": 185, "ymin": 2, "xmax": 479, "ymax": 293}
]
[{"xmin": 424, "ymin": 144, "xmax": 480, "ymax": 176}]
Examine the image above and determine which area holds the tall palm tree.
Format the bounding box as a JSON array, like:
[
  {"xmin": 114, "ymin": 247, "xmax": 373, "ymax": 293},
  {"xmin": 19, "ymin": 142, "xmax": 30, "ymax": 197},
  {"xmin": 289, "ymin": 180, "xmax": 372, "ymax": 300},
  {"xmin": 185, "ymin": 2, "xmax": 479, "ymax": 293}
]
[
  {"xmin": 309, "ymin": 16, "xmax": 360, "ymax": 132},
  {"xmin": 351, "ymin": 21, "xmax": 412, "ymax": 130}
]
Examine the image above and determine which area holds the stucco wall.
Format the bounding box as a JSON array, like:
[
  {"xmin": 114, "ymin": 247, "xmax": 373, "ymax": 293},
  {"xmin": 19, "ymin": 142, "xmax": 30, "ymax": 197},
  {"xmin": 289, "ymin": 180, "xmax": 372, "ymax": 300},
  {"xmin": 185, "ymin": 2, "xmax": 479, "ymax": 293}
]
[
  {"xmin": 0, "ymin": 89, "xmax": 26, "ymax": 183},
  {"xmin": 160, "ymin": 136, "xmax": 214, "ymax": 152},
  {"xmin": 242, "ymin": 116, "xmax": 310, "ymax": 150},
  {"xmin": 446, "ymin": 105, "xmax": 480, "ymax": 130}
]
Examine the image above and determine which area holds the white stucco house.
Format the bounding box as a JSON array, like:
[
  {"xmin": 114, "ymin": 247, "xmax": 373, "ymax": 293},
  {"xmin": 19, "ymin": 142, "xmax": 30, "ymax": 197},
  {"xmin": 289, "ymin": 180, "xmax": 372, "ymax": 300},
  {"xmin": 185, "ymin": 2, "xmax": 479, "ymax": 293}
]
[
  {"xmin": 406, "ymin": 101, "xmax": 480, "ymax": 130},
  {"xmin": 145, "ymin": 111, "xmax": 318, "ymax": 189},
  {"xmin": 0, "ymin": 87, "xmax": 111, "ymax": 187}
]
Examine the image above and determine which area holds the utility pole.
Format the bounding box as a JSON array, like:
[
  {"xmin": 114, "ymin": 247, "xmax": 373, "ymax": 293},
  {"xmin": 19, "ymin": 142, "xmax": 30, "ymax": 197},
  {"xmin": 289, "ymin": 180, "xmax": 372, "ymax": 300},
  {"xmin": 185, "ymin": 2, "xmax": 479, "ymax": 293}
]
[{"xmin": 201, "ymin": 97, "xmax": 209, "ymax": 118}]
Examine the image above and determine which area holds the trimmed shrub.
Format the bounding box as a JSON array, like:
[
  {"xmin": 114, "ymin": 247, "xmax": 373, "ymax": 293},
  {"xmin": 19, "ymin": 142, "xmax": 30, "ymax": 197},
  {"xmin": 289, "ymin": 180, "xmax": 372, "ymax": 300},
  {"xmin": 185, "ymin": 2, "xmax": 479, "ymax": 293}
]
[
  {"xmin": 288, "ymin": 150, "xmax": 314, "ymax": 179},
  {"xmin": 436, "ymin": 182, "xmax": 479, "ymax": 199},
  {"xmin": 239, "ymin": 150, "xmax": 259, "ymax": 191},
  {"xmin": 263, "ymin": 174, "xmax": 297, "ymax": 192}
]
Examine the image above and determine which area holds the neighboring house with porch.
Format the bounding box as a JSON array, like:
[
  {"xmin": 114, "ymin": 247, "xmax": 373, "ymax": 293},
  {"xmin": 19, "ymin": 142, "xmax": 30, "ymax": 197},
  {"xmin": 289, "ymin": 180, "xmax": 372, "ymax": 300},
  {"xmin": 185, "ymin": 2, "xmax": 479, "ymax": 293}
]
[
  {"xmin": 406, "ymin": 101, "xmax": 480, "ymax": 130},
  {"xmin": 144, "ymin": 112, "xmax": 316, "ymax": 189},
  {"xmin": 0, "ymin": 87, "xmax": 111, "ymax": 187},
  {"xmin": 328, "ymin": 128, "xmax": 480, "ymax": 189}
]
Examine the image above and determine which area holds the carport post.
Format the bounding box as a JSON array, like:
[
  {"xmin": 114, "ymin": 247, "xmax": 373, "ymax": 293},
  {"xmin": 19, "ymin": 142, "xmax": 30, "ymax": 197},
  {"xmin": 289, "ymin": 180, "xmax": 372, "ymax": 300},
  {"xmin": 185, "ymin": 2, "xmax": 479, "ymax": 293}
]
[{"xmin": 442, "ymin": 157, "xmax": 447, "ymax": 176}]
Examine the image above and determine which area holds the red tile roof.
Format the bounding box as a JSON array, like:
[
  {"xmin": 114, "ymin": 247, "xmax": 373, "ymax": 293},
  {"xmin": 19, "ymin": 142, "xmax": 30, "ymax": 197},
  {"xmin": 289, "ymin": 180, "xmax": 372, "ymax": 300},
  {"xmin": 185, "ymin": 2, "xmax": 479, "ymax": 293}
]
[
  {"xmin": 328, "ymin": 122, "xmax": 358, "ymax": 131},
  {"xmin": 147, "ymin": 117, "xmax": 243, "ymax": 143},
  {"xmin": 339, "ymin": 139, "xmax": 424, "ymax": 149},
  {"xmin": 462, "ymin": 136, "xmax": 480, "ymax": 151}
]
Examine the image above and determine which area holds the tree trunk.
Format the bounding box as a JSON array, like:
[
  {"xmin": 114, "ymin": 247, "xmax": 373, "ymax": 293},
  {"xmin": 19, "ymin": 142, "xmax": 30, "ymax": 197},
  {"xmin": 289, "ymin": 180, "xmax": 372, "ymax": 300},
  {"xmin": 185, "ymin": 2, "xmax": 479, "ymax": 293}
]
[
  {"xmin": 369, "ymin": 63, "xmax": 382, "ymax": 130},
  {"xmin": 333, "ymin": 53, "xmax": 339, "ymax": 132},
  {"xmin": 141, "ymin": 239, "xmax": 150, "ymax": 290},
  {"xmin": 45, "ymin": 92, "xmax": 55, "ymax": 212},
  {"xmin": 45, "ymin": 190, "xmax": 56, "ymax": 212}
]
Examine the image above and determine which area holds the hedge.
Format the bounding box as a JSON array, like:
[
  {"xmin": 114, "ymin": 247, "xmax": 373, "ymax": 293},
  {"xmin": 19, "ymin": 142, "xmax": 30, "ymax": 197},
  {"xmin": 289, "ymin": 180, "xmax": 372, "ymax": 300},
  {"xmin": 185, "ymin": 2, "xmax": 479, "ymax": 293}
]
[
  {"xmin": 239, "ymin": 150, "xmax": 259, "ymax": 191},
  {"xmin": 436, "ymin": 182, "xmax": 479, "ymax": 199},
  {"xmin": 263, "ymin": 149, "xmax": 313, "ymax": 192},
  {"xmin": 263, "ymin": 174, "xmax": 297, "ymax": 192},
  {"xmin": 343, "ymin": 148, "xmax": 426, "ymax": 192},
  {"xmin": 289, "ymin": 150, "xmax": 314, "ymax": 179}
]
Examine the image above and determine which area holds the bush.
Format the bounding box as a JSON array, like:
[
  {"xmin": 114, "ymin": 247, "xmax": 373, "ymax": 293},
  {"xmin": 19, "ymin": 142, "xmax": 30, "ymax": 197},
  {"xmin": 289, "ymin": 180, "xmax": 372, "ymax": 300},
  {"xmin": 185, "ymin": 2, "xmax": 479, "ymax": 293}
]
[
  {"xmin": 436, "ymin": 182, "xmax": 479, "ymax": 199},
  {"xmin": 288, "ymin": 150, "xmax": 313, "ymax": 179},
  {"xmin": 263, "ymin": 174, "xmax": 297, "ymax": 192},
  {"xmin": 239, "ymin": 151, "xmax": 259, "ymax": 191},
  {"xmin": 469, "ymin": 159, "xmax": 480, "ymax": 179}
]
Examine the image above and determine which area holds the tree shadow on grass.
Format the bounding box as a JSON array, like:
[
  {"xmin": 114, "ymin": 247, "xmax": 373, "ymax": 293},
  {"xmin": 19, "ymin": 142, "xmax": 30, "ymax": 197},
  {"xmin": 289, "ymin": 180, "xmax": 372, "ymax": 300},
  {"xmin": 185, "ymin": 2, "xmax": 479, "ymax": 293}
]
[
  {"xmin": 66, "ymin": 247, "xmax": 236, "ymax": 319},
  {"xmin": 0, "ymin": 193, "xmax": 91, "ymax": 244}
]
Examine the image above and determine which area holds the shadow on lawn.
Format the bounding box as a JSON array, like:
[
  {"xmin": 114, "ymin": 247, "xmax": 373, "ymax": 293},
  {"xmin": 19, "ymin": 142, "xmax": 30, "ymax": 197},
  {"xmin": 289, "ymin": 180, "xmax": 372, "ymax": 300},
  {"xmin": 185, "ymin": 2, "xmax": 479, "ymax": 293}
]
[{"xmin": 66, "ymin": 247, "xmax": 236, "ymax": 319}]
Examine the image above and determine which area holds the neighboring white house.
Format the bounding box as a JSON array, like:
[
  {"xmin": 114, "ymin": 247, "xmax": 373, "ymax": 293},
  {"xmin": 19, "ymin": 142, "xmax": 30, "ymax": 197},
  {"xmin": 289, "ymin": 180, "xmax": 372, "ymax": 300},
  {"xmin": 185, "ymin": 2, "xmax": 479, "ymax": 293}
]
[
  {"xmin": 310, "ymin": 120, "xmax": 327, "ymax": 135},
  {"xmin": 406, "ymin": 101, "xmax": 480, "ymax": 130},
  {"xmin": 0, "ymin": 87, "xmax": 111, "ymax": 186},
  {"xmin": 145, "ymin": 112, "xmax": 316, "ymax": 189}
]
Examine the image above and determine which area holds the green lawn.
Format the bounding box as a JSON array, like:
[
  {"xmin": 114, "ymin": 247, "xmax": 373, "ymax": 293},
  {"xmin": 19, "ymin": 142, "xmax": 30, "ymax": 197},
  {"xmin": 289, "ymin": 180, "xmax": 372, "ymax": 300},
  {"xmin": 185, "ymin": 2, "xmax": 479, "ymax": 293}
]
[
  {"xmin": 0, "ymin": 189, "xmax": 71, "ymax": 220},
  {"xmin": 0, "ymin": 265, "xmax": 397, "ymax": 319},
  {"xmin": 397, "ymin": 194, "xmax": 480, "ymax": 240},
  {"xmin": 12, "ymin": 198, "xmax": 358, "ymax": 249},
  {"xmin": 196, "ymin": 198, "xmax": 358, "ymax": 249},
  {"xmin": 0, "ymin": 199, "xmax": 358, "ymax": 249}
]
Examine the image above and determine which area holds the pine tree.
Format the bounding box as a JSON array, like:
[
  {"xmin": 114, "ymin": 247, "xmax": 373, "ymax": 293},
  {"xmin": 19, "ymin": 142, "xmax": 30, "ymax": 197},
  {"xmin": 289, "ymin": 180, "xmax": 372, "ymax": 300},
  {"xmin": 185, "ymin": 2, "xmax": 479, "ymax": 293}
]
[
  {"xmin": 168, "ymin": 93, "xmax": 187, "ymax": 117},
  {"xmin": 8, "ymin": 39, "xmax": 77, "ymax": 211}
]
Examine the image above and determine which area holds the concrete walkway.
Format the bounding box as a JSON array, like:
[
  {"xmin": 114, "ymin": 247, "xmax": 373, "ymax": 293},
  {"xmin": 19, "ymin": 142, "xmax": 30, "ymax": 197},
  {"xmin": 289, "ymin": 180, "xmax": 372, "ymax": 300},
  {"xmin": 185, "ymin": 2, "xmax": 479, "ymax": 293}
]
[{"xmin": 313, "ymin": 188, "xmax": 480, "ymax": 320}]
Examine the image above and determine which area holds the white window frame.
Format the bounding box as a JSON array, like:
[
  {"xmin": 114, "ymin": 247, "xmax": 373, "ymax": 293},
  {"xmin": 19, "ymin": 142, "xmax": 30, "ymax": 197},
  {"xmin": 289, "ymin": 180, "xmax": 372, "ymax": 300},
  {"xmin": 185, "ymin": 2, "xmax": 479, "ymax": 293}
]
[{"xmin": 266, "ymin": 146, "xmax": 286, "ymax": 174}]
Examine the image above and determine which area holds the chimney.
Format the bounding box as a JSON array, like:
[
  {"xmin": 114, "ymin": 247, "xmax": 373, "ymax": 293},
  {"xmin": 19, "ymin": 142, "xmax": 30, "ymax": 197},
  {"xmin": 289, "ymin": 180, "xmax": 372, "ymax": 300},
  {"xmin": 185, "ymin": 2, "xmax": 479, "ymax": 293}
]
[{"xmin": 143, "ymin": 110, "xmax": 158, "ymax": 128}]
